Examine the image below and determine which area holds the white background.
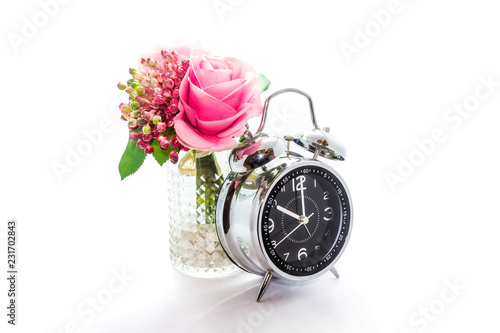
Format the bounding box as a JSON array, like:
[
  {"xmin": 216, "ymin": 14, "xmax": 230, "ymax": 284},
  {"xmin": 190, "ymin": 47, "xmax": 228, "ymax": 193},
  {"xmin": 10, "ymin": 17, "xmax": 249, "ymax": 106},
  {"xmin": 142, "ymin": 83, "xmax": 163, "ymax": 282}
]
[{"xmin": 1, "ymin": 0, "xmax": 500, "ymax": 332}]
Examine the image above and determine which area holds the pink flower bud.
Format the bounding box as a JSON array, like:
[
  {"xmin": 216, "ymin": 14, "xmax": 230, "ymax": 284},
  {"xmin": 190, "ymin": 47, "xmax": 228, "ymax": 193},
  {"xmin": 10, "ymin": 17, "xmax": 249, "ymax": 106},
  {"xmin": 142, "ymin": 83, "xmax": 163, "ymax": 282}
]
[
  {"xmin": 137, "ymin": 140, "xmax": 148, "ymax": 149},
  {"xmin": 172, "ymin": 88, "xmax": 180, "ymax": 99},
  {"xmin": 164, "ymin": 78, "xmax": 174, "ymax": 89},
  {"xmin": 160, "ymin": 142, "xmax": 169, "ymax": 151},
  {"xmin": 167, "ymin": 105, "xmax": 178, "ymax": 115},
  {"xmin": 120, "ymin": 104, "xmax": 132, "ymax": 114},
  {"xmin": 166, "ymin": 117, "xmax": 174, "ymax": 127},
  {"xmin": 156, "ymin": 122, "xmax": 167, "ymax": 132},
  {"xmin": 117, "ymin": 82, "xmax": 127, "ymax": 90},
  {"xmin": 173, "ymin": 77, "xmax": 182, "ymax": 86},
  {"xmin": 153, "ymin": 96, "xmax": 166, "ymax": 105},
  {"xmin": 162, "ymin": 50, "xmax": 177, "ymax": 64},
  {"xmin": 162, "ymin": 89, "xmax": 172, "ymax": 99},
  {"xmin": 137, "ymin": 69, "xmax": 147, "ymax": 78},
  {"xmin": 153, "ymin": 87, "xmax": 162, "ymax": 96},
  {"xmin": 170, "ymin": 136, "xmax": 180, "ymax": 149},
  {"xmin": 181, "ymin": 146, "xmax": 190, "ymax": 151},
  {"xmin": 129, "ymin": 132, "xmax": 140, "ymax": 141},
  {"xmin": 169, "ymin": 150, "xmax": 179, "ymax": 164},
  {"xmin": 143, "ymin": 112, "xmax": 153, "ymax": 121},
  {"xmin": 168, "ymin": 69, "xmax": 176, "ymax": 78},
  {"xmin": 152, "ymin": 130, "xmax": 160, "ymax": 139},
  {"xmin": 138, "ymin": 98, "xmax": 150, "ymax": 108},
  {"xmin": 147, "ymin": 58, "xmax": 157, "ymax": 68},
  {"xmin": 142, "ymin": 134, "xmax": 152, "ymax": 142},
  {"xmin": 128, "ymin": 119, "xmax": 138, "ymax": 130},
  {"xmin": 145, "ymin": 145, "xmax": 154, "ymax": 154},
  {"xmin": 150, "ymin": 78, "xmax": 159, "ymax": 87},
  {"xmin": 175, "ymin": 66, "xmax": 186, "ymax": 78},
  {"xmin": 171, "ymin": 51, "xmax": 178, "ymax": 63}
]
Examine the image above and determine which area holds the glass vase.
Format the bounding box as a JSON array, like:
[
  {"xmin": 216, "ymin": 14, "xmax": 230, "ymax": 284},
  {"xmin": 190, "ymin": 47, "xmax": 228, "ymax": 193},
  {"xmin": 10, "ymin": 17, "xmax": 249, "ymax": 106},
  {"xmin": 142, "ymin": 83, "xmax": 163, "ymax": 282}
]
[{"xmin": 166, "ymin": 150, "xmax": 239, "ymax": 278}]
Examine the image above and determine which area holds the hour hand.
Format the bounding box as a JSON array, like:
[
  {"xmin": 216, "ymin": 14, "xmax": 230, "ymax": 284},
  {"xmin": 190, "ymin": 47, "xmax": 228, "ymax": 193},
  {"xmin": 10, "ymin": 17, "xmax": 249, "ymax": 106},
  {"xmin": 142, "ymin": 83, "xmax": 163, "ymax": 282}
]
[{"xmin": 276, "ymin": 205, "xmax": 301, "ymax": 220}]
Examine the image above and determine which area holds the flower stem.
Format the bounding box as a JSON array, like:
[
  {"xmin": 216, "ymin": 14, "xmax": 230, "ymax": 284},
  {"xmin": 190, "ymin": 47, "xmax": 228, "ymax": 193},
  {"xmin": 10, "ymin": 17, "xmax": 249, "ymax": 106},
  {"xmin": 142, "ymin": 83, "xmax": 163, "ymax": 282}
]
[{"xmin": 195, "ymin": 152, "xmax": 223, "ymax": 224}]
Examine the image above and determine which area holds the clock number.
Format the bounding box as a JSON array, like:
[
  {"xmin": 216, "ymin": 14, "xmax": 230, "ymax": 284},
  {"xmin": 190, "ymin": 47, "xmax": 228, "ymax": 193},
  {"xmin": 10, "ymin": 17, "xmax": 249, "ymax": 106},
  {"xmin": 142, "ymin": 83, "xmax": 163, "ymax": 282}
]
[
  {"xmin": 283, "ymin": 252, "xmax": 290, "ymax": 260},
  {"xmin": 298, "ymin": 248, "xmax": 307, "ymax": 260},
  {"xmin": 267, "ymin": 198, "xmax": 278, "ymax": 207},
  {"xmin": 323, "ymin": 191, "xmax": 329, "ymax": 200},
  {"xmin": 324, "ymin": 207, "xmax": 333, "ymax": 221},
  {"xmin": 292, "ymin": 175, "xmax": 307, "ymax": 192},
  {"xmin": 271, "ymin": 240, "xmax": 277, "ymax": 248},
  {"xmin": 268, "ymin": 218, "xmax": 275, "ymax": 233}
]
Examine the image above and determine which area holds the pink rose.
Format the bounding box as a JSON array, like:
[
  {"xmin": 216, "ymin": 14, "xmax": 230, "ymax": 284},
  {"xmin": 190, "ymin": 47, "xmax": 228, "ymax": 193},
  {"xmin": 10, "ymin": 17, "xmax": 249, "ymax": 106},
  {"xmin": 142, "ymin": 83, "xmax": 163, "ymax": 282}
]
[{"xmin": 174, "ymin": 50, "xmax": 263, "ymax": 152}]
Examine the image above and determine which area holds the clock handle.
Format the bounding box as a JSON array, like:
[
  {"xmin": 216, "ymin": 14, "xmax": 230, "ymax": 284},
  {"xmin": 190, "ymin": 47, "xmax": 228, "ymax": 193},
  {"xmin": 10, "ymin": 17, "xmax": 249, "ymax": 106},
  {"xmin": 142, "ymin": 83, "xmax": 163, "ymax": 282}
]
[
  {"xmin": 255, "ymin": 88, "xmax": 319, "ymax": 137},
  {"xmin": 256, "ymin": 271, "xmax": 273, "ymax": 302}
]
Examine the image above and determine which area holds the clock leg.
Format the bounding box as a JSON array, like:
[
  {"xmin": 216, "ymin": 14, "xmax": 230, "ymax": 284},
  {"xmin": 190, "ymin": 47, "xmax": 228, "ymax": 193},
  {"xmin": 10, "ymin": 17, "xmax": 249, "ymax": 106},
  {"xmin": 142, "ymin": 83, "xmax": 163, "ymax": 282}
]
[
  {"xmin": 256, "ymin": 271, "xmax": 273, "ymax": 302},
  {"xmin": 330, "ymin": 266, "xmax": 340, "ymax": 278}
]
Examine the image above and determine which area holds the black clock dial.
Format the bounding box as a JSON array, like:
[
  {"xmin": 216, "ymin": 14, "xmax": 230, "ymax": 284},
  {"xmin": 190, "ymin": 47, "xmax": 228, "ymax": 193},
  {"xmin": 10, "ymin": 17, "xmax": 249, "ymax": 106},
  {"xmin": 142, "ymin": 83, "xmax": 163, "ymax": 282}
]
[{"xmin": 260, "ymin": 164, "xmax": 351, "ymax": 276}]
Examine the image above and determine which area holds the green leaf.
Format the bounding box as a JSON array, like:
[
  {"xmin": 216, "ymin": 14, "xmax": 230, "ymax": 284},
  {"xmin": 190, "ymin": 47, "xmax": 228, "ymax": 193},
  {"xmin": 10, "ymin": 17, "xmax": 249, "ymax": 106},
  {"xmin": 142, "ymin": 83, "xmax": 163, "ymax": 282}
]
[
  {"xmin": 161, "ymin": 127, "xmax": 175, "ymax": 136},
  {"xmin": 118, "ymin": 140, "xmax": 147, "ymax": 180},
  {"xmin": 257, "ymin": 73, "xmax": 271, "ymax": 93},
  {"xmin": 151, "ymin": 139, "xmax": 174, "ymax": 166}
]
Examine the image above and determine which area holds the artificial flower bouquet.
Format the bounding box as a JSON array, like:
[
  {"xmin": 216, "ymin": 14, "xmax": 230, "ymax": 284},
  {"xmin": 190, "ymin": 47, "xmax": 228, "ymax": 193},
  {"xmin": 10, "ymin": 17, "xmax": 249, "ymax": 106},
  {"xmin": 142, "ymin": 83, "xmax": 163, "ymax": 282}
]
[
  {"xmin": 117, "ymin": 47, "xmax": 270, "ymax": 178},
  {"xmin": 117, "ymin": 46, "xmax": 270, "ymax": 277}
]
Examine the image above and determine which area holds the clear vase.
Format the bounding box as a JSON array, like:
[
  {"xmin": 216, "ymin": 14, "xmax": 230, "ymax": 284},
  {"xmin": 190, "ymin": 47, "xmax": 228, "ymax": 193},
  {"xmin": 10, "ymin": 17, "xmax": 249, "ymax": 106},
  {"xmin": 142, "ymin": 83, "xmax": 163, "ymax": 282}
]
[{"xmin": 166, "ymin": 150, "xmax": 240, "ymax": 278}]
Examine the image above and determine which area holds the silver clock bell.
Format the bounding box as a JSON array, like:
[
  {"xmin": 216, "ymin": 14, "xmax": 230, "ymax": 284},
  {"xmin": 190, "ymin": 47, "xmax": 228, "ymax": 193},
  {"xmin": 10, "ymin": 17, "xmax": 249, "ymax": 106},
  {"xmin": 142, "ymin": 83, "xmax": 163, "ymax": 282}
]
[{"xmin": 216, "ymin": 88, "xmax": 353, "ymax": 302}]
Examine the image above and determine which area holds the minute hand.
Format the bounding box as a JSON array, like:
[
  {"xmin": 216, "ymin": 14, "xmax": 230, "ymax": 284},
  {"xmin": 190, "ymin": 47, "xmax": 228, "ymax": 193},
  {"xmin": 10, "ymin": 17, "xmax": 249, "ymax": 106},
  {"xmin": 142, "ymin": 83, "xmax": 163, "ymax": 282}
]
[
  {"xmin": 276, "ymin": 205, "xmax": 301, "ymax": 220},
  {"xmin": 300, "ymin": 180, "xmax": 306, "ymax": 217}
]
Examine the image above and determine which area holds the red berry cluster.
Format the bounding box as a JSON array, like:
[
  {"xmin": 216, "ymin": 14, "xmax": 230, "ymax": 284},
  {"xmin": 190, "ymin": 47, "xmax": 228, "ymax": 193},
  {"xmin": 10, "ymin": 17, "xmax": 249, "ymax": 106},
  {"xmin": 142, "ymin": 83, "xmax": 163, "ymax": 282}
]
[{"xmin": 117, "ymin": 50, "xmax": 190, "ymax": 164}]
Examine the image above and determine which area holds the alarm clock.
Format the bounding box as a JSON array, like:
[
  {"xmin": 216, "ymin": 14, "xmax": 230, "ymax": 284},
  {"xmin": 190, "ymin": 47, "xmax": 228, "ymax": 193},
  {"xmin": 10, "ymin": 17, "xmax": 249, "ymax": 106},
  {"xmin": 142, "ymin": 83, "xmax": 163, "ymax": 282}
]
[{"xmin": 216, "ymin": 88, "xmax": 353, "ymax": 302}]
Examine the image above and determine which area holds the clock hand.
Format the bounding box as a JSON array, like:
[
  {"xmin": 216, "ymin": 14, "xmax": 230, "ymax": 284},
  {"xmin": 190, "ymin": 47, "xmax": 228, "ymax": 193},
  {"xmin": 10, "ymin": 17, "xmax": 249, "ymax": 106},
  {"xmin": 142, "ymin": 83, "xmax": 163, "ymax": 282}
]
[
  {"xmin": 303, "ymin": 224, "xmax": 312, "ymax": 237},
  {"xmin": 276, "ymin": 205, "xmax": 301, "ymax": 221},
  {"xmin": 300, "ymin": 180, "xmax": 306, "ymax": 217},
  {"xmin": 304, "ymin": 212, "xmax": 314, "ymax": 237},
  {"xmin": 275, "ymin": 223, "xmax": 303, "ymax": 248}
]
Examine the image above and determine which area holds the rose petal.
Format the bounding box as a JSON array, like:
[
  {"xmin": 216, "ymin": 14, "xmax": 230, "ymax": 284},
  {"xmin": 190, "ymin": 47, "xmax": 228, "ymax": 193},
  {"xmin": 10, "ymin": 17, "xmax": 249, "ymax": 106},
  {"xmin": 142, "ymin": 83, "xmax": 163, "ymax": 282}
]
[
  {"xmin": 174, "ymin": 114, "xmax": 238, "ymax": 152},
  {"xmin": 199, "ymin": 55, "xmax": 228, "ymax": 71},
  {"xmin": 216, "ymin": 104, "xmax": 255, "ymax": 138},
  {"xmin": 222, "ymin": 74, "xmax": 259, "ymax": 109},
  {"xmin": 203, "ymin": 79, "xmax": 246, "ymax": 107},
  {"xmin": 186, "ymin": 80, "xmax": 237, "ymax": 121},
  {"xmin": 195, "ymin": 110, "xmax": 247, "ymax": 135},
  {"xmin": 179, "ymin": 98, "xmax": 198, "ymax": 128},
  {"xmin": 197, "ymin": 68, "xmax": 232, "ymax": 88},
  {"xmin": 239, "ymin": 89, "xmax": 263, "ymax": 118},
  {"xmin": 225, "ymin": 58, "xmax": 256, "ymax": 80},
  {"xmin": 178, "ymin": 77, "xmax": 198, "ymax": 127}
]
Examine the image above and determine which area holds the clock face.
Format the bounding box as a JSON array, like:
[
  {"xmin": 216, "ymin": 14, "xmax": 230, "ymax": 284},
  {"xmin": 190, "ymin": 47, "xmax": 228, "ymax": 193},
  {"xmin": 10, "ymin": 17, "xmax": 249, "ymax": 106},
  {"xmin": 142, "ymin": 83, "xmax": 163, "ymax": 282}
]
[{"xmin": 260, "ymin": 164, "xmax": 351, "ymax": 277}]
